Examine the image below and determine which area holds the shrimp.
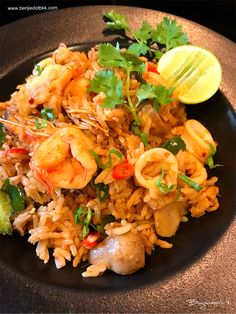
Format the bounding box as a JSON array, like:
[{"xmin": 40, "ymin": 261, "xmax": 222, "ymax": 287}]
[
  {"xmin": 25, "ymin": 45, "xmax": 88, "ymax": 116},
  {"xmin": 29, "ymin": 126, "xmax": 97, "ymax": 194},
  {"xmin": 63, "ymin": 78, "xmax": 109, "ymax": 135},
  {"xmin": 134, "ymin": 148, "xmax": 178, "ymax": 194}
]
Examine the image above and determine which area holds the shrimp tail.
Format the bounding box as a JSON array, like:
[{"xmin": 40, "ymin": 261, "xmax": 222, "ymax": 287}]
[{"xmin": 31, "ymin": 165, "xmax": 54, "ymax": 195}]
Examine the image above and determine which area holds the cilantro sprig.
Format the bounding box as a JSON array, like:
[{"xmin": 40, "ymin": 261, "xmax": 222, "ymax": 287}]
[
  {"xmin": 104, "ymin": 10, "xmax": 130, "ymax": 31},
  {"xmin": 104, "ymin": 11, "xmax": 188, "ymax": 58},
  {"xmin": 135, "ymin": 83, "xmax": 174, "ymax": 111},
  {"xmin": 98, "ymin": 43, "xmax": 144, "ymax": 128},
  {"xmin": 88, "ymin": 70, "xmax": 125, "ymax": 109}
]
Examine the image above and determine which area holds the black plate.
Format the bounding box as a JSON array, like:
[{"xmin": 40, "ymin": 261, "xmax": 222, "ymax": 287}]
[{"xmin": 0, "ymin": 6, "xmax": 236, "ymax": 313}]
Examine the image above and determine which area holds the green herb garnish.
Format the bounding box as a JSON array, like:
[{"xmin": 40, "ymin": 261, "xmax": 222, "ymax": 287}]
[
  {"xmin": 74, "ymin": 206, "xmax": 93, "ymax": 239},
  {"xmin": 88, "ymin": 70, "xmax": 125, "ymax": 109},
  {"xmin": 90, "ymin": 149, "xmax": 123, "ymax": 169},
  {"xmin": 178, "ymin": 172, "xmax": 202, "ymax": 192},
  {"xmin": 135, "ymin": 83, "xmax": 174, "ymax": 111},
  {"xmin": 93, "ymin": 182, "xmax": 109, "ymax": 202},
  {"xmin": 206, "ymin": 144, "xmax": 222, "ymax": 169},
  {"xmin": 152, "ymin": 17, "xmax": 189, "ymax": 51},
  {"xmin": 1, "ymin": 179, "xmax": 25, "ymax": 213},
  {"xmin": 103, "ymin": 11, "xmax": 189, "ymax": 58},
  {"xmin": 35, "ymin": 108, "xmax": 55, "ymax": 129},
  {"xmin": 0, "ymin": 123, "xmax": 5, "ymax": 146},
  {"xmin": 162, "ymin": 136, "xmax": 186, "ymax": 155},
  {"xmin": 93, "ymin": 215, "xmax": 115, "ymax": 236},
  {"xmin": 156, "ymin": 166, "xmax": 175, "ymax": 193},
  {"xmin": 130, "ymin": 121, "xmax": 148, "ymax": 147},
  {"xmin": 34, "ymin": 64, "xmax": 42, "ymax": 76},
  {"xmin": 104, "ymin": 10, "xmax": 130, "ymax": 31}
]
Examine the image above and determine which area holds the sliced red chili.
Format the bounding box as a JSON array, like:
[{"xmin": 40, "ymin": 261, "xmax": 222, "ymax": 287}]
[
  {"xmin": 148, "ymin": 62, "xmax": 159, "ymax": 74},
  {"xmin": 82, "ymin": 231, "xmax": 99, "ymax": 249},
  {"xmin": 29, "ymin": 98, "xmax": 34, "ymax": 105},
  {"xmin": 5, "ymin": 148, "xmax": 29, "ymax": 157},
  {"xmin": 112, "ymin": 160, "xmax": 134, "ymax": 180}
]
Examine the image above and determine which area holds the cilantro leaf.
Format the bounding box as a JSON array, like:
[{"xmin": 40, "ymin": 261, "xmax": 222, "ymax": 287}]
[
  {"xmin": 135, "ymin": 83, "xmax": 174, "ymax": 110},
  {"xmin": 98, "ymin": 43, "xmax": 145, "ymax": 73},
  {"xmin": 88, "ymin": 70, "xmax": 124, "ymax": 109},
  {"xmin": 152, "ymin": 17, "xmax": 189, "ymax": 51},
  {"xmin": 134, "ymin": 21, "xmax": 153, "ymax": 44},
  {"xmin": 104, "ymin": 11, "xmax": 130, "ymax": 31},
  {"xmin": 98, "ymin": 43, "xmax": 127, "ymax": 68},
  {"xmin": 122, "ymin": 51, "xmax": 145, "ymax": 73},
  {"xmin": 162, "ymin": 136, "xmax": 186, "ymax": 155},
  {"xmin": 127, "ymin": 43, "xmax": 149, "ymax": 57}
]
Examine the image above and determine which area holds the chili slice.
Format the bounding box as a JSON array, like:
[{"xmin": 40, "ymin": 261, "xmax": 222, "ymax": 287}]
[
  {"xmin": 82, "ymin": 231, "xmax": 99, "ymax": 249},
  {"xmin": 112, "ymin": 160, "xmax": 134, "ymax": 180},
  {"xmin": 5, "ymin": 148, "xmax": 29, "ymax": 157},
  {"xmin": 147, "ymin": 62, "xmax": 159, "ymax": 74}
]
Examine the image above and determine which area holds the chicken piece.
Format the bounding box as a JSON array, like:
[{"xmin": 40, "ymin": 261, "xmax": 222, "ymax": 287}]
[{"xmin": 88, "ymin": 231, "xmax": 145, "ymax": 275}]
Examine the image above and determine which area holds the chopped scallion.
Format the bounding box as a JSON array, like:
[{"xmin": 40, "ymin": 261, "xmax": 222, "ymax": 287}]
[
  {"xmin": 90, "ymin": 149, "xmax": 122, "ymax": 169},
  {"xmin": 206, "ymin": 144, "xmax": 222, "ymax": 169},
  {"xmin": 178, "ymin": 172, "xmax": 202, "ymax": 192},
  {"xmin": 156, "ymin": 166, "xmax": 175, "ymax": 193}
]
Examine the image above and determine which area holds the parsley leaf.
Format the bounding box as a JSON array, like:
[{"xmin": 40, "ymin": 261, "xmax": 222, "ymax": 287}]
[
  {"xmin": 88, "ymin": 70, "xmax": 124, "ymax": 109},
  {"xmin": 134, "ymin": 21, "xmax": 153, "ymax": 44},
  {"xmin": 135, "ymin": 83, "xmax": 174, "ymax": 110},
  {"xmin": 104, "ymin": 11, "xmax": 130, "ymax": 31},
  {"xmin": 162, "ymin": 136, "xmax": 186, "ymax": 155},
  {"xmin": 152, "ymin": 17, "xmax": 189, "ymax": 51}
]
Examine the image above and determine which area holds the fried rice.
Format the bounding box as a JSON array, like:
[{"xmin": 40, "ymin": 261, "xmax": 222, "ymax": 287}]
[{"xmin": 0, "ymin": 43, "xmax": 219, "ymax": 277}]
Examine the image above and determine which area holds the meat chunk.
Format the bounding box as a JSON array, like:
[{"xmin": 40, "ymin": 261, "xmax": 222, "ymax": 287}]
[{"xmin": 88, "ymin": 231, "xmax": 145, "ymax": 275}]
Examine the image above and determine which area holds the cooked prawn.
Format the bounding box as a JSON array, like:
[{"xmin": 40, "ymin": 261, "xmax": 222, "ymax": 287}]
[
  {"xmin": 26, "ymin": 45, "xmax": 88, "ymax": 116},
  {"xmin": 30, "ymin": 126, "xmax": 97, "ymax": 193}
]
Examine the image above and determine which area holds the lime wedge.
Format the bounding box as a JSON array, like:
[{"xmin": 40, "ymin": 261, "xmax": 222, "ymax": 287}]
[{"xmin": 157, "ymin": 45, "xmax": 222, "ymax": 104}]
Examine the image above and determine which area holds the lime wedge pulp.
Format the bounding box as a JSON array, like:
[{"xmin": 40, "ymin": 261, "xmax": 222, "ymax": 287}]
[{"xmin": 157, "ymin": 45, "xmax": 222, "ymax": 104}]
